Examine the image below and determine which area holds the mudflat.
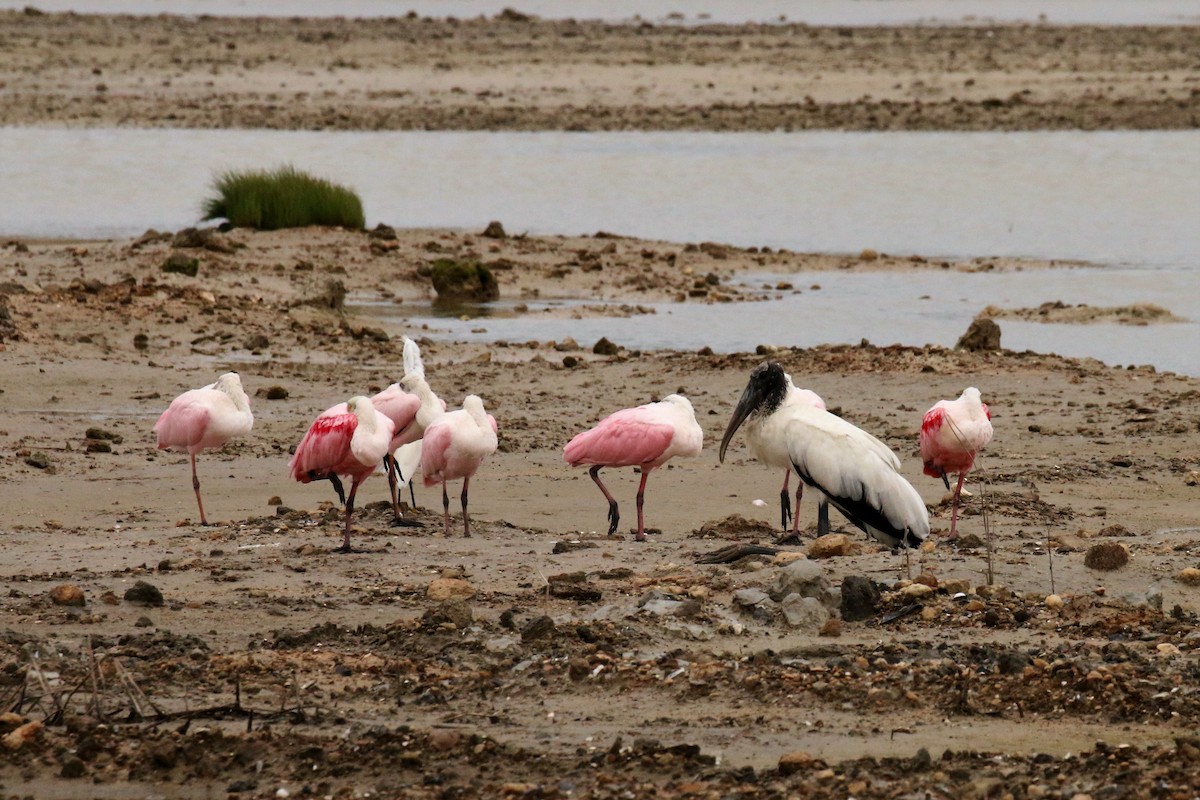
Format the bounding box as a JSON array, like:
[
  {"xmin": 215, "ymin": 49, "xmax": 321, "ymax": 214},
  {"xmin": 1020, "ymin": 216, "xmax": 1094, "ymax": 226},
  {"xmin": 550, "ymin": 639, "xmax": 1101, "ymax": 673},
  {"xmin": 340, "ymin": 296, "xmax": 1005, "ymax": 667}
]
[{"xmin": 2, "ymin": 9, "xmax": 1200, "ymax": 800}]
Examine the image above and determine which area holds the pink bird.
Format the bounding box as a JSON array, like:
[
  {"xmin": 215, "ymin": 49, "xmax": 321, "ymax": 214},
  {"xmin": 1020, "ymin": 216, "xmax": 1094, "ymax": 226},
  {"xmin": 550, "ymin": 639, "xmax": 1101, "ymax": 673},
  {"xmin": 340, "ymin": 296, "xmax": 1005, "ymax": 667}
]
[
  {"xmin": 154, "ymin": 372, "xmax": 254, "ymax": 525},
  {"xmin": 368, "ymin": 382, "xmax": 422, "ymax": 526},
  {"xmin": 920, "ymin": 386, "xmax": 994, "ymax": 540},
  {"xmin": 290, "ymin": 396, "xmax": 395, "ymax": 552},
  {"xmin": 420, "ymin": 395, "xmax": 498, "ymax": 537},
  {"xmin": 564, "ymin": 394, "xmax": 703, "ymax": 542}
]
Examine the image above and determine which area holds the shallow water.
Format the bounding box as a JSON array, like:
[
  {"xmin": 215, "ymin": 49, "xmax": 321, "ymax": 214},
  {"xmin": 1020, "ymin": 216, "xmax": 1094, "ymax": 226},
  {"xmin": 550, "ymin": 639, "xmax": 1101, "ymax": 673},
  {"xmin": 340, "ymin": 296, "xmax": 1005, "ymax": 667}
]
[
  {"xmin": 357, "ymin": 266, "xmax": 1200, "ymax": 375},
  {"xmin": 4, "ymin": 126, "xmax": 1196, "ymax": 374},
  {"xmin": 4, "ymin": 0, "xmax": 1199, "ymax": 25},
  {"xmin": 3, "ymin": 128, "xmax": 1198, "ymax": 270}
]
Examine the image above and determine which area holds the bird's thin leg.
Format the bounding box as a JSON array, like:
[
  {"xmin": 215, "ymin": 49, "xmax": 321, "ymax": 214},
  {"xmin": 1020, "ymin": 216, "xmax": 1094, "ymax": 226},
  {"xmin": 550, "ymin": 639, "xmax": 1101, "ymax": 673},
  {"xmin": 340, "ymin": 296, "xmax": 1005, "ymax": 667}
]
[
  {"xmin": 408, "ymin": 479, "xmax": 418, "ymax": 509},
  {"xmin": 940, "ymin": 470, "xmax": 951, "ymax": 491},
  {"xmin": 949, "ymin": 472, "xmax": 967, "ymax": 540},
  {"xmin": 335, "ymin": 477, "xmax": 362, "ymax": 554},
  {"xmin": 816, "ymin": 498, "xmax": 830, "ymax": 538},
  {"xmin": 441, "ymin": 481, "xmax": 451, "ymax": 537},
  {"xmin": 793, "ymin": 481, "xmax": 806, "ymax": 535},
  {"xmin": 190, "ymin": 453, "xmax": 208, "ymax": 526},
  {"xmin": 387, "ymin": 455, "xmax": 422, "ymax": 528},
  {"xmin": 460, "ymin": 476, "xmax": 471, "ymax": 538},
  {"xmin": 588, "ymin": 465, "xmax": 620, "ymax": 536},
  {"xmin": 634, "ymin": 467, "xmax": 652, "ymax": 542},
  {"xmin": 322, "ymin": 473, "xmax": 346, "ymax": 506},
  {"xmin": 779, "ymin": 471, "xmax": 792, "ymax": 531},
  {"xmin": 385, "ymin": 454, "xmax": 400, "ymax": 519}
]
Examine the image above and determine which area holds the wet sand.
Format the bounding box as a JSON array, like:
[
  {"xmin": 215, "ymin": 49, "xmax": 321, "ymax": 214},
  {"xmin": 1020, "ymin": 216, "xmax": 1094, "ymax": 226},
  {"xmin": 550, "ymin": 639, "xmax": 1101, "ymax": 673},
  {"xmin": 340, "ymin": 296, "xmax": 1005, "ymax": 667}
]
[{"xmin": 2, "ymin": 10, "xmax": 1200, "ymax": 799}]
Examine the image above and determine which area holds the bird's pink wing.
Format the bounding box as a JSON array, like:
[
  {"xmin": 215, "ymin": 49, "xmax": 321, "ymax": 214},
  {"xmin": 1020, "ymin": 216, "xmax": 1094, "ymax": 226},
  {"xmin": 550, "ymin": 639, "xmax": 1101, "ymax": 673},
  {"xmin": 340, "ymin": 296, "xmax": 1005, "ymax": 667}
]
[
  {"xmin": 419, "ymin": 421, "xmax": 453, "ymax": 486},
  {"xmin": 289, "ymin": 413, "xmax": 357, "ymax": 481},
  {"xmin": 564, "ymin": 409, "xmax": 674, "ymax": 467},
  {"xmin": 919, "ymin": 406, "xmax": 946, "ymax": 476},
  {"xmin": 154, "ymin": 395, "xmax": 210, "ymax": 453},
  {"xmin": 372, "ymin": 387, "xmax": 420, "ymax": 432}
]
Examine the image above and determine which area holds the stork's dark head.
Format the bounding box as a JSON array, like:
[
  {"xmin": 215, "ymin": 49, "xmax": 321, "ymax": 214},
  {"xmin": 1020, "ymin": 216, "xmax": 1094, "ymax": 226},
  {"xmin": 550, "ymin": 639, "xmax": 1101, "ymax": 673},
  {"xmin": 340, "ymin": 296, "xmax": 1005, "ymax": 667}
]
[{"xmin": 718, "ymin": 362, "xmax": 789, "ymax": 463}]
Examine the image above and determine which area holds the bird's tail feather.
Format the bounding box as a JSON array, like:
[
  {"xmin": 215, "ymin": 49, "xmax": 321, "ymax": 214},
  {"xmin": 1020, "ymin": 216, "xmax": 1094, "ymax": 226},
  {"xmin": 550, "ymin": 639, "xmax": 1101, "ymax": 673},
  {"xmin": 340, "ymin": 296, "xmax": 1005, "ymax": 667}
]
[{"xmin": 403, "ymin": 336, "xmax": 424, "ymax": 378}]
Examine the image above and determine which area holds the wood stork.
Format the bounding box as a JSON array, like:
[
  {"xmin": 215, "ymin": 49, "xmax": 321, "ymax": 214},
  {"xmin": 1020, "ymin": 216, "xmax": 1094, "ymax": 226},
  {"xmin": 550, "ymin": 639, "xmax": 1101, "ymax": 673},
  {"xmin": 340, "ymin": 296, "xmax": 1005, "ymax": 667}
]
[{"xmin": 720, "ymin": 362, "xmax": 928, "ymax": 549}]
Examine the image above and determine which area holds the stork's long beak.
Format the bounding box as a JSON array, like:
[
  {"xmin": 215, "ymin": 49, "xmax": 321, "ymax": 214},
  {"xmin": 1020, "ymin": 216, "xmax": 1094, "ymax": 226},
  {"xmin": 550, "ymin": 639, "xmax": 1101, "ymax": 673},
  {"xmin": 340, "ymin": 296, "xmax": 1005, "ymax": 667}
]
[{"xmin": 719, "ymin": 381, "xmax": 761, "ymax": 463}]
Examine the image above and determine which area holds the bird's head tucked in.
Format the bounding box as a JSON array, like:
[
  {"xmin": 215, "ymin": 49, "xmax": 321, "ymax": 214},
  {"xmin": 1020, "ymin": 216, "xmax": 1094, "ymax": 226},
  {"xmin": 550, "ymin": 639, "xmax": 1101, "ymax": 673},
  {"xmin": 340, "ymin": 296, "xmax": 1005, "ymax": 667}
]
[
  {"xmin": 212, "ymin": 372, "xmax": 251, "ymax": 409},
  {"xmin": 719, "ymin": 361, "xmax": 789, "ymax": 462}
]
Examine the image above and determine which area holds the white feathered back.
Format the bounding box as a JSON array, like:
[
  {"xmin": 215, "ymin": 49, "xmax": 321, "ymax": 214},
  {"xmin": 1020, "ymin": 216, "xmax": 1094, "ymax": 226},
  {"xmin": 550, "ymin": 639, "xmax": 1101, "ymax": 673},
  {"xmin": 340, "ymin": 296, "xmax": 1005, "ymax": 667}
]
[{"xmin": 403, "ymin": 336, "xmax": 424, "ymax": 379}]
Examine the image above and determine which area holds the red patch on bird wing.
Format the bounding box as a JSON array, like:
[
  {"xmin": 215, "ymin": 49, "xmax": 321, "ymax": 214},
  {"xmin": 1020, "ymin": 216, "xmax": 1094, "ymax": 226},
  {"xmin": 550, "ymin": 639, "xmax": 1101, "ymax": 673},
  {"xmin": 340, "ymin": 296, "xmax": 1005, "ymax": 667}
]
[
  {"xmin": 918, "ymin": 407, "xmax": 947, "ymax": 477},
  {"xmin": 289, "ymin": 413, "xmax": 357, "ymax": 481},
  {"xmin": 982, "ymin": 402, "xmax": 991, "ymax": 420}
]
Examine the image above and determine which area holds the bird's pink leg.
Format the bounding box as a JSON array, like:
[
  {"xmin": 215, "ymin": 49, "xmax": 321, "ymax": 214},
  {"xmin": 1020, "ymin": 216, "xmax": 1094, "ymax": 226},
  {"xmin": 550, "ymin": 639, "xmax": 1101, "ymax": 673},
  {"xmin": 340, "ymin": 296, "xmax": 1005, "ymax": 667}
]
[
  {"xmin": 440, "ymin": 481, "xmax": 452, "ymax": 537},
  {"xmin": 336, "ymin": 476, "xmax": 362, "ymax": 553},
  {"xmin": 634, "ymin": 467, "xmax": 652, "ymax": 542},
  {"xmin": 460, "ymin": 476, "xmax": 471, "ymax": 538},
  {"xmin": 588, "ymin": 465, "xmax": 620, "ymax": 536},
  {"xmin": 190, "ymin": 453, "xmax": 208, "ymax": 526},
  {"xmin": 948, "ymin": 471, "xmax": 967, "ymax": 541}
]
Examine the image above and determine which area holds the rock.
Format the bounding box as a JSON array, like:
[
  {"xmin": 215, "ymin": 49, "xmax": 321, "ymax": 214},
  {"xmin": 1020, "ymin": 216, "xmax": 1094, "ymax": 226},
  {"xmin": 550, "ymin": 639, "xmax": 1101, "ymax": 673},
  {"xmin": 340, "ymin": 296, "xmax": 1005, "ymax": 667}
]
[
  {"xmin": 243, "ymin": 333, "xmax": 269, "ymax": 351},
  {"xmin": 733, "ymin": 588, "xmax": 772, "ymax": 608},
  {"xmin": 2, "ymin": 720, "xmax": 42, "ymax": 750},
  {"xmin": 778, "ymin": 750, "xmax": 823, "ymax": 775},
  {"xmin": 1084, "ymin": 542, "xmax": 1129, "ymax": 571},
  {"xmin": 976, "ymin": 584, "xmax": 1012, "ymax": 600},
  {"xmin": 161, "ymin": 252, "xmax": 199, "ymax": 277},
  {"xmin": 956, "ymin": 317, "xmax": 1002, "ymax": 352},
  {"xmin": 1186, "ymin": 471, "xmax": 1199, "ymax": 486},
  {"xmin": 859, "ymin": 248, "xmax": 879, "ymax": 262},
  {"xmin": 429, "ymin": 258, "xmax": 499, "ymax": 302},
  {"xmin": 900, "ymin": 583, "xmax": 935, "ymax": 599},
  {"xmin": 481, "ymin": 220, "xmax": 507, "ymax": 239},
  {"xmin": 60, "ymin": 756, "xmax": 86, "ymax": 778},
  {"xmin": 941, "ymin": 578, "xmax": 972, "ymax": 595},
  {"xmin": 1045, "ymin": 594, "xmax": 1064, "ymax": 609},
  {"xmin": 819, "ymin": 617, "xmax": 842, "ymax": 637},
  {"xmin": 806, "ymin": 533, "xmax": 856, "ymax": 559},
  {"xmin": 520, "ymin": 615, "xmax": 556, "ymax": 642},
  {"xmin": 1176, "ymin": 568, "xmax": 1200, "ymax": 586},
  {"xmin": 123, "ymin": 581, "xmax": 164, "ymax": 606},
  {"xmin": 997, "ymin": 650, "xmax": 1031, "ymax": 675},
  {"xmin": 86, "ymin": 427, "xmax": 122, "ymax": 444},
  {"xmin": 592, "ymin": 336, "xmax": 619, "ymax": 356},
  {"xmin": 264, "ymin": 385, "xmax": 288, "ymax": 400},
  {"xmin": 300, "ymin": 279, "xmax": 346, "ymax": 311},
  {"xmin": 49, "ymin": 584, "xmax": 85, "ymax": 607},
  {"xmin": 426, "ymin": 578, "xmax": 475, "ymax": 602},
  {"xmin": 562, "ymin": 355, "xmax": 579, "ymax": 368},
  {"xmin": 955, "ymin": 532, "xmax": 986, "ymax": 549},
  {"xmin": 422, "ymin": 599, "xmax": 473, "ymax": 630},
  {"xmin": 368, "ymin": 223, "xmax": 397, "ymax": 240},
  {"xmin": 1121, "ymin": 587, "xmax": 1163, "ymax": 611},
  {"xmin": 554, "ymin": 337, "xmax": 579, "ymax": 352},
  {"xmin": 133, "ymin": 333, "xmax": 149, "ymax": 350},
  {"xmin": 840, "ymin": 576, "xmax": 881, "ymax": 622},
  {"xmin": 769, "ymin": 559, "xmax": 834, "ymax": 608},
  {"xmin": 781, "ymin": 594, "xmax": 830, "ymax": 632},
  {"xmin": 913, "ymin": 573, "xmax": 939, "ymax": 589},
  {"xmin": 429, "ymin": 729, "xmax": 461, "ymax": 751},
  {"xmin": 24, "ymin": 452, "xmax": 51, "ymax": 469}
]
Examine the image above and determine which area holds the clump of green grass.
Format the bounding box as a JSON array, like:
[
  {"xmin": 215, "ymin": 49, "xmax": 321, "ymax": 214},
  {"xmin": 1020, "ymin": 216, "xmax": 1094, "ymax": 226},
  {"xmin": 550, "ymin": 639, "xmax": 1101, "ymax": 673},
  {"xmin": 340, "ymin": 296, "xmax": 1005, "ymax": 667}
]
[{"xmin": 201, "ymin": 165, "xmax": 365, "ymax": 230}]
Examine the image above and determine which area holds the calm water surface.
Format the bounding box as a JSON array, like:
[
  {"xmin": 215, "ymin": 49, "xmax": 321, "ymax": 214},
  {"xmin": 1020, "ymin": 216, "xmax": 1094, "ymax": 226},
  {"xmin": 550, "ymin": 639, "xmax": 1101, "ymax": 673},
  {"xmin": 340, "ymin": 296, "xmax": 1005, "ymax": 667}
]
[{"xmin": 3, "ymin": 127, "xmax": 1196, "ymax": 373}]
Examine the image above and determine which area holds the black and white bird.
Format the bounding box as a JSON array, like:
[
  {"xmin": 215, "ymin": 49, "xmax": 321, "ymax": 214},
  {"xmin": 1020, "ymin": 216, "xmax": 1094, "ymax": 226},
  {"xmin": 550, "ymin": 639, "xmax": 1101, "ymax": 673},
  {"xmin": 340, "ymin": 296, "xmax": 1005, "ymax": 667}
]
[{"xmin": 719, "ymin": 362, "xmax": 929, "ymax": 549}]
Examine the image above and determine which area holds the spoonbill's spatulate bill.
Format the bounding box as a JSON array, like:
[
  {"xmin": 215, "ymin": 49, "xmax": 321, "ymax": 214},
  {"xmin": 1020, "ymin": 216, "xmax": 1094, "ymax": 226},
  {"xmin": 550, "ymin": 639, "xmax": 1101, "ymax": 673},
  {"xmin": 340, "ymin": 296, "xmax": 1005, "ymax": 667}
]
[
  {"xmin": 154, "ymin": 371, "xmax": 253, "ymax": 525},
  {"xmin": 564, "ymin": 394, "xmax": 703, "ymax": 542},
  {"xmin": 920, "ymin": 386, "xmax": 993, "ymax": 540},
  {"xmin": 721, "ymin": 362, "xmax": 928, "ymax": 550}
]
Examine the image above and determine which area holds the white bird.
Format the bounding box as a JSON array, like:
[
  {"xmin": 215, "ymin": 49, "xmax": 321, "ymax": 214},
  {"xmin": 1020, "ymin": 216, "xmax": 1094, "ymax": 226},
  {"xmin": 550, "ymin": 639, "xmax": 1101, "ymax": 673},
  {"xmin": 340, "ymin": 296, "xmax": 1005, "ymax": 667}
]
[
  {"xmin": 564, "ymin": 394, "xmax": 704, "ymax": 542},
  {"xmin": 758, "ymin": 374, "xmax": 830, "ymax": 536},
  {"xmin": 420, "ymin": 394, "xmax": 498, "ymax": 537},
  {"xmin": 378, "ymin": 336, "xmax": 442, "ymax": 523},
  {"xmin": 920, "ymin": 386, "xmax": 994, "ymax": 540},
  {"xmin": 720, "ymin": 362, "xmax": 928, "ymax": 549},
  {"xmin": 154, "ymin": 372, "xmax": 253, "ymax": 525}
]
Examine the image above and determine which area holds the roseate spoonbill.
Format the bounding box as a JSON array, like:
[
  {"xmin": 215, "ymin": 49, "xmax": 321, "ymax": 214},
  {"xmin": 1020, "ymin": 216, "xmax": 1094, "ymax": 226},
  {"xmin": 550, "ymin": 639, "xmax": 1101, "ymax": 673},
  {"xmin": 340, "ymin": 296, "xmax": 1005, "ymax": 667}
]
[
  {"xmin": 368, "ymin": 381, "xmax": 421, "ymax": 526},
  {"xmin": 290, "ymin": 396, "xmax": 395, "ymax": 552},
  {"xmin": 154, "ymin": 372, "xmax": 253, "ymax": 525},
  {"xmin": 720, "ymin": 363, "xmax": 928, "ymax": 549},
  {"xmin": 920, "ymin": 386, "xmax": 993, "ymax": 540},
  {"xmin": 564, "ymin": 394, "xmax": 704, "ymax": 542},
  {"xmin": 420, "ymin": 395, "xmax": 498, "ymax": 537},
  {"xmin": 381, "ymin": 337, "xmax": 446, "ymax": 517}
]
